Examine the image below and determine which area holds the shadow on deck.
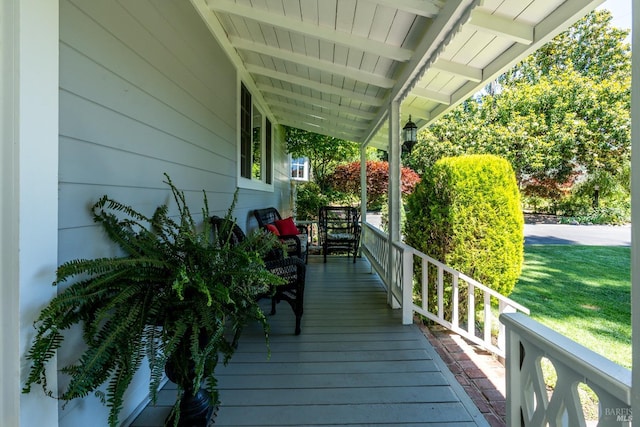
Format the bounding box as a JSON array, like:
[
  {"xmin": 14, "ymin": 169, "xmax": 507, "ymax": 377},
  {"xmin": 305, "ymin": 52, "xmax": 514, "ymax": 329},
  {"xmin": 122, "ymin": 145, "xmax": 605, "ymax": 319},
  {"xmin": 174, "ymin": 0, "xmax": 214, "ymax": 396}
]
[{"xmin": 131, "ymin": 255, "xmax": 489, "ymax": 426}]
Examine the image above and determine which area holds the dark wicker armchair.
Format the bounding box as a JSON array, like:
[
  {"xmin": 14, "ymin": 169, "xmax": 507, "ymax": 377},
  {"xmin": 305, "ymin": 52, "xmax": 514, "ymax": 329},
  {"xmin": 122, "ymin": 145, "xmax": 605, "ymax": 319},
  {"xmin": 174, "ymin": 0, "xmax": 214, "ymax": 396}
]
[
  {"xmin": 253, "ymin": 207, "xmax": 308, "ymax": 263},
  {"xmin": 210, "ymin": 216, "xmax": 306, "ymax": 335},
  {"xmin": 318, "ymin": 206, "xmax": 361, "ymax": 263}
]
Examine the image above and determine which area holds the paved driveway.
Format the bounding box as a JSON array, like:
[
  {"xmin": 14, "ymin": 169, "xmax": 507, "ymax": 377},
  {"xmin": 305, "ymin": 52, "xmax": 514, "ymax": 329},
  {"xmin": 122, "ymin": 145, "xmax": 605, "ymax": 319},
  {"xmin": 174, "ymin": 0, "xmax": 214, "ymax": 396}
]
[
  {"xmin": 524, "ymin": 223, "xmax": 631, "ymax": 246},
  {"xmin": 366, "ymin": 212, "xmax": 631, "ymax": 246}
]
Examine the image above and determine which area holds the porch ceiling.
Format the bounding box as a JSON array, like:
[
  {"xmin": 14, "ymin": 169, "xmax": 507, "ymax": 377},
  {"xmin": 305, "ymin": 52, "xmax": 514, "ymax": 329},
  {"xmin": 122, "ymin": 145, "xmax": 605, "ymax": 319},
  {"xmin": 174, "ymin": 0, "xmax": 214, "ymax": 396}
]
[{"xmin": 191, "ymin": 0, "xmax": 604, "ymax": 149}]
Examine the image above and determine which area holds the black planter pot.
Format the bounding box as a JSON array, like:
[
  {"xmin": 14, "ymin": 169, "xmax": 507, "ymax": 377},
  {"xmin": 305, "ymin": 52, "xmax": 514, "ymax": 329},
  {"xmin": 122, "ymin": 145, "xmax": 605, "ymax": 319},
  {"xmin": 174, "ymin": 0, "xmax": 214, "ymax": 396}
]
[
  {"xmin": 164, "ymin": 357, "xmax": 216, "ymax": 427},
  {"xmin": 164, "ymin": 388, "xmax": 215, "ymax": 427}
]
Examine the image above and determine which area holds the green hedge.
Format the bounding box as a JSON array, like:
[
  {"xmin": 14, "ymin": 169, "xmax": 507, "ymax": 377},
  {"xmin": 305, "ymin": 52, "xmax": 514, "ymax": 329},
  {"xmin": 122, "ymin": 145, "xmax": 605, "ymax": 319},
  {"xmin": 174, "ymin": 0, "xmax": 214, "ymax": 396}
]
[{"xmin": 405, "ymin": 154, "xmax": 523, "ymax": 317}]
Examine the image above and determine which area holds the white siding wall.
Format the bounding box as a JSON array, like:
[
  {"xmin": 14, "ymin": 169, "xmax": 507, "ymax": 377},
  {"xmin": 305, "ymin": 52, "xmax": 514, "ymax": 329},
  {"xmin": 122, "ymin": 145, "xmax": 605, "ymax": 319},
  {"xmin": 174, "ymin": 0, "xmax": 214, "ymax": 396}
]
[{"xmin": 58, "ymin": 0, "xmax": 291, "ymax": 424}]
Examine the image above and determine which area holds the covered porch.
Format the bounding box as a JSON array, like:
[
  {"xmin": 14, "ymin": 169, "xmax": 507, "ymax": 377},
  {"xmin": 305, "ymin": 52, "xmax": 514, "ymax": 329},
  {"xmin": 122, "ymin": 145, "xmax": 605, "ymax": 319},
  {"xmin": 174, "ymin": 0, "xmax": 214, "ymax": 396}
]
[
  {"xmin": 131, "ymin": 220, "xmax": 633, "ymax": 426},
  {"xmin": 3, "ymin": 0, "xmax": 637, "ymax": 426},
  {"xmin": 131, "ymin": 255, "xmax": 490, "ymax": 426}
]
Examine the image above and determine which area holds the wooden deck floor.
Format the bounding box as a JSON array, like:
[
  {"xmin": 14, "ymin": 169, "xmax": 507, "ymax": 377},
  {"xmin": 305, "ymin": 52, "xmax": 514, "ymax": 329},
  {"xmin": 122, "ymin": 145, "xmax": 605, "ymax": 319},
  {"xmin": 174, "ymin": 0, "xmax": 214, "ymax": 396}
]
[{"xmin": 130, "ymin": 256, "xmax": 489, "ymax": 426}]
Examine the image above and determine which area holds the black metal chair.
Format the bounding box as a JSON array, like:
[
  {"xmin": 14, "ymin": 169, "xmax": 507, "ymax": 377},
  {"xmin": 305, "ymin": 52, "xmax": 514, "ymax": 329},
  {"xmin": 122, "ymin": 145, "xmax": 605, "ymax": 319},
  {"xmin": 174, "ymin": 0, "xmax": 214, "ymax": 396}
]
[
  {"xmin": 253, "ymin": 207, "xmax": 308, "ymax": 263},
  {"xmin": 318, "ymin": 206, "xmax": 361, "ymax": 263},
  {"xmin": 210, "ymin": 216, "xmax": 306, "ymax": 335}
]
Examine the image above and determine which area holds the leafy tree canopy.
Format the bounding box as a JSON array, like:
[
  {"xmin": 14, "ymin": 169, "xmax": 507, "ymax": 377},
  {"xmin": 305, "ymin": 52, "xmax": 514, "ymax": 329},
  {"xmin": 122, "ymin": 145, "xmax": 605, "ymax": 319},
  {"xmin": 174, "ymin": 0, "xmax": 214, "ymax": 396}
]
[
  {"xmin": 285, "ymin": 126, "xmax": 359, "ymax": 192},
  {"xmin": 501, "ymin": 9, "xmax": 630, "ymax": 84},
  {"xmin": 405, "ymin": 10, "xmax": 630, "ymax": 203}
]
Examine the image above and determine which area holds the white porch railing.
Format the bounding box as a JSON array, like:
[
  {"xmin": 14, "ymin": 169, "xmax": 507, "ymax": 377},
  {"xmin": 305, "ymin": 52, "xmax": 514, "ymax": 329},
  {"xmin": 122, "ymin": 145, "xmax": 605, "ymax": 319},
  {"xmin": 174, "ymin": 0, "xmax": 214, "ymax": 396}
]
[
  {"xmin": 360, "ymin": 222, "xmax": 633, "ymax": 427},
  {"xmin": 360, "ymin": 221, "xmax": 390, "ymax": 288},
  {"xmin": 361, "ymin": 222, "xmax": 529, "ymax": 358},
  {"xmin": 501, "ymin": 313, "xmax": 632, "ymax": 427}
]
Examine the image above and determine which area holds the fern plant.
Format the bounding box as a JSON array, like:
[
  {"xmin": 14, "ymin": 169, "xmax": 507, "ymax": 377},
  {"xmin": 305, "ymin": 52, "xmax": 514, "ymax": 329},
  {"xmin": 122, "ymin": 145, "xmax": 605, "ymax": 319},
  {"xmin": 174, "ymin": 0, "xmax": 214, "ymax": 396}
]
[{"xmin": 22, "ymin": 175, "xmax": 283, "ymax": 426}]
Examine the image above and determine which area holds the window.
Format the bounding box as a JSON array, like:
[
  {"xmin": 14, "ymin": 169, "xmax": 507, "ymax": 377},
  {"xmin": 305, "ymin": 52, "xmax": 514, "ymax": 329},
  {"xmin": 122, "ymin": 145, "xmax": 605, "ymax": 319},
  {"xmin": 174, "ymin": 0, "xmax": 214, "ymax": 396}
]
[
  {"xmin": 290, "ymin": 156, "xmax": 310, "ymax": 181},
  {"xmin": 265, "ymin": 119, "xmax": 272, "ymax": 185},
  {"xmin": 252, "ymin": 108, "xmax": 263, "ymax": 180},
  {"xmin": 240, "ymin": 83, "xmax": 252, "ymax": 179},
  {"xmin": 240, "ymin": 82, "xmax": 273, "ymax": 188}
]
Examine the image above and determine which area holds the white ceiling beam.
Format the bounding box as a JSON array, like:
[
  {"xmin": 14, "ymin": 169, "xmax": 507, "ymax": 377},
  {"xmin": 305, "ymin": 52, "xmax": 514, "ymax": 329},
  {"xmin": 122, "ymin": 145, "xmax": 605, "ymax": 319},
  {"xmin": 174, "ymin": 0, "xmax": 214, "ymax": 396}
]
[
  {"xmin": 266, "ymin": 100, "xmax": 332, "ymax": 120},
  {"xmin": 280, "ymin": 118, "xmax": 361, "ymax": 141},
  {"xmin": 276, "ymin": 114, "xmax": 364, "ymax": 139},
  {"xmin": 273, "ymin": 106, "xmax": 367, "ymax": 129},
  {"xmin": 272, "ymin": 108, "xmax": 369, "ymax": 131},
  {"xmin": 431, "ymin": 59, "xmax": 482, "ymax": 82},
  {"xmin": 368, "ymin": 0, "xmax": 442, "ymax": 17},
  {"xmin": 207, "ymin": 0, "xmax": 413, "ymax": 62},
  {"xmin": 267, "ymin": 97, "xmax": 374, "ymax": 121},
  {"xmin": 269, "ymin": 102, "xmax": 370, "ymax": 130},
  {"xmin": 410, "ymin": 87, "xmax": 451, "ymax": 105},
  {"xmin": 246, "ymin": 64, "xmax": 385, "ymax": 106},
  {"xmin": 468, "ymin": 9, "xmax": 534, "ymax": 45},
  {"xmin": 259, "ymin": 86, "xmax": 377, "ymax": 120},
  {"xmin": 230, "ymin": 37, "xmax": 396, "ymax": 89},
  {"xmin": 401, "ymin": 105, "xmax": 431, "ymax": 124}
]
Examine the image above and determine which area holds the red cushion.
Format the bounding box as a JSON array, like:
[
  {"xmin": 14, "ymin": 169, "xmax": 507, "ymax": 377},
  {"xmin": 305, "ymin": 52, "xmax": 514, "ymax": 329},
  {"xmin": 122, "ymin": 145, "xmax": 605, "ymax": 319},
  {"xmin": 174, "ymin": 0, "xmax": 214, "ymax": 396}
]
[
  {"xmin": 274, "ymin": 217, "xmax": 299, "ymax": 236},
  {"xmin": 265, "ymin": 223, "xmax": 280, "ymax": 236}
]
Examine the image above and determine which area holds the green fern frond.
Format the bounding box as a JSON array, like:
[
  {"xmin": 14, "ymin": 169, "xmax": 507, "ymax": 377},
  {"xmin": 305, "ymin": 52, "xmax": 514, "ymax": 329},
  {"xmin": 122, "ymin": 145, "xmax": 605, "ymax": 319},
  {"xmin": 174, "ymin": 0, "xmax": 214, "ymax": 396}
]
[
  {"xmin": 61, "ymin": 300, "xmax": 145, "ymax": 402},
  {"xmin": 54, "ymin": 256, "xmax": 168, "ymax": 285},
  {"xmin": 93, "ymin": 195, "xmax": 151, "ymax": 224},
  {"xmin": 22, "ymin": 329, "xmax": 64, "ymax": 394},
  {"xmin": 23, "ymin": 177, "xmax": 279, "ymax": 426},
  {"xmin": 145, "ymin": 324, "xmax": 166, "ymax": 404},
  {"xmin": 105, "ymin": 341, "xmax": 145, "ymax": 427}
]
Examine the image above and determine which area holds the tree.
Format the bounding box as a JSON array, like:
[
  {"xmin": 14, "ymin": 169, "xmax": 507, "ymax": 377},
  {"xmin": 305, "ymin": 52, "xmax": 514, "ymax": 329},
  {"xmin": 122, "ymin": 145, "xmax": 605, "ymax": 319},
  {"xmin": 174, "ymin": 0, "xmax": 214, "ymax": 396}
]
[
  {"xmin": 406, "ymin": 10, "xmax": 630, "ymax": 207},
  {"xmin": 501, "ymin": 10, "xmax": 630, "ymax": 85},
  {"xmin": 285, "ymin": 126, "xmax": 359, "ymax": 192}
]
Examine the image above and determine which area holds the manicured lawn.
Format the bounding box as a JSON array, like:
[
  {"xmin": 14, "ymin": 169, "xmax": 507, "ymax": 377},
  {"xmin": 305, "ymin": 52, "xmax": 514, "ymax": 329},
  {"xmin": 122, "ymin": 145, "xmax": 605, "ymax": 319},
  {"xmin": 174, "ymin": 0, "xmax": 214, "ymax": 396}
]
[{"xmin": 509, "ymin": 245, "xmax": 631, "ymax": 368}]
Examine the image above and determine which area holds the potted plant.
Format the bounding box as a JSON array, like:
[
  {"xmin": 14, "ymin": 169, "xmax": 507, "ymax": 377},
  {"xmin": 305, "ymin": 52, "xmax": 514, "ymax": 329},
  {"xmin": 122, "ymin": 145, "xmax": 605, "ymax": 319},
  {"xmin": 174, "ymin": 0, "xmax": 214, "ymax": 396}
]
[{"xmin": 22, "ymin": 175, "xmax": 283, "ymax": 426}]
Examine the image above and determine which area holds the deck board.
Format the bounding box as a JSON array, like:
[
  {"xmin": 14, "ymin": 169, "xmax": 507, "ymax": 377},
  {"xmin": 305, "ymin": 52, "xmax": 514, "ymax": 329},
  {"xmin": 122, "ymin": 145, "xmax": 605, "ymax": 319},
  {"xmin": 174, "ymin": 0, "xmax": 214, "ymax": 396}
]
[{"xmin": 129, "ymin": 256, "xmax": 488, "ymax": 426}]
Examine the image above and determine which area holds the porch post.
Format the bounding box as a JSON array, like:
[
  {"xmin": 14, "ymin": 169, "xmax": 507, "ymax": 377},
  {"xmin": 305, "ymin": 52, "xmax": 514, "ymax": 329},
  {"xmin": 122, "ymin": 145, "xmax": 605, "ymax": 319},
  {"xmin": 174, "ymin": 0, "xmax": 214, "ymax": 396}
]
[
  {"xmin": 360, "ymin": 144, "xmax": 367, "ymax": 226},
  {"xmin": 631, "ymin": 0, "xmax": 640, "ymax": 419},
  {"xmin": 387, "ymin": 100, "xmax": 401, "ymax": 308},
  {"xmin": 1, "ymin": 1, "xmax": 59, "ymax": 426},
  {"xmin": 388, "ymin": 102, "xmax": 401, "ymax": 243}
]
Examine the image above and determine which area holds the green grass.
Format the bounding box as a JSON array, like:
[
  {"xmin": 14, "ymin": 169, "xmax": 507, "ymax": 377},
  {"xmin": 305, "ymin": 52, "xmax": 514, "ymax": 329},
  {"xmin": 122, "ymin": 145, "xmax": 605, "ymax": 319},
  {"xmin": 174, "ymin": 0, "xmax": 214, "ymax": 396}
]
[{"xmin": 510, "ymin": 245, "xmax": 631, "ymax": 368}]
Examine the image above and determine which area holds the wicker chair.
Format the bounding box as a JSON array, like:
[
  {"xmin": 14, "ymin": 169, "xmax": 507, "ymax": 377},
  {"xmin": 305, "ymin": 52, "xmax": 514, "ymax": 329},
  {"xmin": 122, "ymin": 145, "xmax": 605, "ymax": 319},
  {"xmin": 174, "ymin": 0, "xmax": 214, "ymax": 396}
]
[
  {"xmin": 253, "ymin": 207, "xmax": 308, "ymax": 263},
  {"xmin": 210, "ymin": 216, "xmax": 306, "ymax": 335},
  {"xmin": 318, "ymin": 206, "xmax": 361, "ymax": 263}
]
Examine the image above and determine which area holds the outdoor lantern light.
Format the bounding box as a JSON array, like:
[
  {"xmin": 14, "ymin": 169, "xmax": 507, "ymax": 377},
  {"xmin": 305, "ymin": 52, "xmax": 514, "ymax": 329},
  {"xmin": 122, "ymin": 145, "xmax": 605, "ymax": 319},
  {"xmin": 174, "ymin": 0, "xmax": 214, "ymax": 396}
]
[{"xmin": 402, "ymin": 115, "xmax": 417, "ymax": 153}]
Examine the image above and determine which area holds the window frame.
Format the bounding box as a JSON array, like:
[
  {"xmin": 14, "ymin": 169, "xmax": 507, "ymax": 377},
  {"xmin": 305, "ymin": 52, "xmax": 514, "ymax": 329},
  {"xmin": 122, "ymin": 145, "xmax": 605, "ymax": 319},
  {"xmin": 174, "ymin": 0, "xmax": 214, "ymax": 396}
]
[
  {"xmin": 290, "ymin": 156, "xmax": 310, "ymax": 182},
  {"xmin": 238, "ymin": 81, "xmax": 274, "ymax": 191}
]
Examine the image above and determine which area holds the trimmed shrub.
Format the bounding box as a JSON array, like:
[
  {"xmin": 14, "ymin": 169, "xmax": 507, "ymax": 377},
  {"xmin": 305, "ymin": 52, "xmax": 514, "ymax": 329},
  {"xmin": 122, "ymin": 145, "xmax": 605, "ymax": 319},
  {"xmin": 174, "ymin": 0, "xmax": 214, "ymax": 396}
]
[{"xmin": 405, "ymin": 154, "xmax": 524, "ymax": 319}]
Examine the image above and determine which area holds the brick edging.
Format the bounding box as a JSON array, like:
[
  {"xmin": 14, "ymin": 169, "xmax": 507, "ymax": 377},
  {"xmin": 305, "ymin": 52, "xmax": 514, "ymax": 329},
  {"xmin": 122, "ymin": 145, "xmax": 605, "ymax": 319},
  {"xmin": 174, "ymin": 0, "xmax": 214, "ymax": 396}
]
[{"xmin": 416, "ymin": 320, "xmax": 507, "ymax": 427}]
